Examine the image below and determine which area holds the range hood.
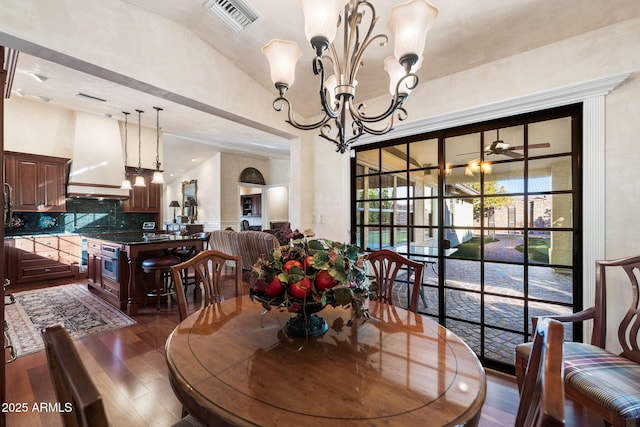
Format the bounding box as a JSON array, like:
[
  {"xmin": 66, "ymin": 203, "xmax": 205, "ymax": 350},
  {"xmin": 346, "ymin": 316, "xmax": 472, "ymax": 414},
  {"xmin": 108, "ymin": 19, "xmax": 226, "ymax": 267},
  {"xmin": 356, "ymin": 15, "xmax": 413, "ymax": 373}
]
[{"xmin": 67, "ymin": 111, "xmax": 130, "ymax": 199}]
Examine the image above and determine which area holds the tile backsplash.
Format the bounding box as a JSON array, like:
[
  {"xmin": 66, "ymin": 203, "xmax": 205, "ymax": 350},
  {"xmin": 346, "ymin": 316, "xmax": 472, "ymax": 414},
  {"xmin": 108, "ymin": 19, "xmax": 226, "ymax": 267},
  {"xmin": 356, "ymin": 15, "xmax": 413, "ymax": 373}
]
[{"xmin": 4, "ymin": 198, "xmax": 157, "ymax": 236}]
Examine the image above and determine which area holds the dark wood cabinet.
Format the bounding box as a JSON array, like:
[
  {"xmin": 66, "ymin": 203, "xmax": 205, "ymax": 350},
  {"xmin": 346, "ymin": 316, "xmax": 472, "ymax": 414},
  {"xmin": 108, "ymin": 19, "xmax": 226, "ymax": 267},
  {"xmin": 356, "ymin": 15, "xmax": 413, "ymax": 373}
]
[
  {"xmin": 86, "ymin": 238, "xmax": 127, "ymax": 310},
  {"xmin": 4, "ymin": 151, "xmax": 68, "ymax": 212},
  {"xmin": 241, "ymin": 194, "xmax": 261, "ymax": 216},
  {"xmin": 123, "ymin": 168, "xmax": 161, "ymax": 213},
  {"xmin": 8, "ymin": 235, "xmax": 80, "ymax": 285}
]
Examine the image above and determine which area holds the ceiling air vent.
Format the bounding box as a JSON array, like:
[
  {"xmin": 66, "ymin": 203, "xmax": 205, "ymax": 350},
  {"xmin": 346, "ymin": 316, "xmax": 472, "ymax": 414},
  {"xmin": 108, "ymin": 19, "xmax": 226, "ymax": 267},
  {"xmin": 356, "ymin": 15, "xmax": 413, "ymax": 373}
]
[{"xmin": 204, "ymin": 0, "xmax": 260, "ymax": 33}]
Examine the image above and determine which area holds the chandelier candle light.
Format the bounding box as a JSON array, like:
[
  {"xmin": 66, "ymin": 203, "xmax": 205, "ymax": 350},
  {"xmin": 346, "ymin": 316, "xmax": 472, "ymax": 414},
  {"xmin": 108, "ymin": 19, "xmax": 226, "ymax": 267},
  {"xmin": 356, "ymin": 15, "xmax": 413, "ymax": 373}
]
[
  {"xmin": 120, "ymin": 111, "xmax": 133, "ymax": 191},
  {"xmin": 262, "ymin": 0, "xmax": 438, "ymax": 153},
  {"xmin": 134, "ymin": 109, "xmax": 146, "ymax": 187}
]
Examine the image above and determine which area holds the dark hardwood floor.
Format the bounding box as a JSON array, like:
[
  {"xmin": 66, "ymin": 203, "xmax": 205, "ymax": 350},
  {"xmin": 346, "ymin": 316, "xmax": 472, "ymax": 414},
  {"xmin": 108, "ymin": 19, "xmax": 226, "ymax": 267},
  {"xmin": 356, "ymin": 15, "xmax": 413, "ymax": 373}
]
[{"xmin": 5, "ymin": 278, "xmax": 604, "ymax": 427}]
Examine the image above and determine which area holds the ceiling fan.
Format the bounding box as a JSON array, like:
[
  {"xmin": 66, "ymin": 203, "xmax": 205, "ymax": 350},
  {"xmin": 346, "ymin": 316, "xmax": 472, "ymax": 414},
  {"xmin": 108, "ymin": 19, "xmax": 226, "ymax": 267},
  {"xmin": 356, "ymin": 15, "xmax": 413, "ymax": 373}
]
[{"xmin": 458, "ymin": 129, "xmax": 551, "ymax": 159}]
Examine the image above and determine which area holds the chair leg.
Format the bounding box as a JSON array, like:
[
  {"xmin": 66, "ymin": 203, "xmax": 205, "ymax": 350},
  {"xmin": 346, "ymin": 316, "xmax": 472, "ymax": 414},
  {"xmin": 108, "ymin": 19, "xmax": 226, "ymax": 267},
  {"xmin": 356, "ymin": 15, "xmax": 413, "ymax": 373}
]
[{"xmin": 155, "ymin": 269, "xmax": 162, "ymax": 311}]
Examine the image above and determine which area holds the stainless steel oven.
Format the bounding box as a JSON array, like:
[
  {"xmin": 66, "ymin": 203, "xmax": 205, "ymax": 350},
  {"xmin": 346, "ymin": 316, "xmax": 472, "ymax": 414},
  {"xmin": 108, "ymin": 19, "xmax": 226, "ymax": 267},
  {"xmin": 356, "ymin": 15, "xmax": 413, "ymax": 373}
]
[{"xmin": 100, "ymin": 244, "xmax": 119, "ymax": 282}]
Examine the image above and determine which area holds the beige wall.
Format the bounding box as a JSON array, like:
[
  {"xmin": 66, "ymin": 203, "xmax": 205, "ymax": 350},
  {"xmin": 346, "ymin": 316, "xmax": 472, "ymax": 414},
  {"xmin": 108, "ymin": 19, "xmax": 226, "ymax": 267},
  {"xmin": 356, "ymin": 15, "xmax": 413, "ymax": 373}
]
[
  {"xmin": 4, "ymin": 97, "xmax": 159, "ymax": 169},
  {"xmin": 4, "ymin": 97, "xmax": 73, "ymax": 157}
]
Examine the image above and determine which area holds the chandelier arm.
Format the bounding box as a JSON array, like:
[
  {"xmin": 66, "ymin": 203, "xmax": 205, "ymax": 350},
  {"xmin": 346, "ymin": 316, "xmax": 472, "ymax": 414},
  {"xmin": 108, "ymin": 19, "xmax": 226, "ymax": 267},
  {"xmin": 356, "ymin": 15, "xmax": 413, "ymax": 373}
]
[
  {"xmin": 272, "ymin": 96, "xmax": 332, "ymax": 131},
  {"xmin": 318, "ymin": 124, "xmax": 344, "ymax": 151},
  {"xmin": 357, "ymin": 106, "xmax": 408, "ymax": 139},
  {"xmin": 346, "ymin": 1, "xmax": 383, "ymax": 82},
  {"xmin": 348, "ymin": 33, "xmax": 388, "ymax": 83},
  {"xmin": 348, "ymin": 71, "xmax": 417, "ymax": 123},
  {"xmin": 349, "ymin": 96, "xmax": 400, "ymax": 124},
  {"xmin": 326, "ymin": 43, "xmax": 342, "ymax": 84},
  {"xmin": 315, "ymin": 57, "xmax": 340, "ymax": 119}
]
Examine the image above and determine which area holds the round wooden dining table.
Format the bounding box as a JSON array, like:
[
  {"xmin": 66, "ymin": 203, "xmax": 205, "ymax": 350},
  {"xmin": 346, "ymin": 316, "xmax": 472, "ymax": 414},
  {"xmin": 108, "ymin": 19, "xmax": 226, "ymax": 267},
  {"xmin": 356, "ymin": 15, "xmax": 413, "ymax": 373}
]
[{"xmin": 165, "ymin": 295, "xmax": 486, "ymax": 427}]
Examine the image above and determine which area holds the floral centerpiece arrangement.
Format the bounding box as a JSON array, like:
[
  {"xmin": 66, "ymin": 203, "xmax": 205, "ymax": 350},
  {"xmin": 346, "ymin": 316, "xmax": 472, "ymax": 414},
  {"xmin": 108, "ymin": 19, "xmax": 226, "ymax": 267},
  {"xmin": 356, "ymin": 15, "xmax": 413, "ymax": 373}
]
[{"xmin": 249, "ymin": 236, "xmax": 370, "ymax": 324}]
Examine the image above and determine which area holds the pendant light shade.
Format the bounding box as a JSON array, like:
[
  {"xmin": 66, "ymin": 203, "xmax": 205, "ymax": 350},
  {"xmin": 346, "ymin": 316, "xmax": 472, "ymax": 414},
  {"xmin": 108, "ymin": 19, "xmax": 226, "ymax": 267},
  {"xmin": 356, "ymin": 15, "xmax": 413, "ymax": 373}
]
[
  {"xmin": 120, "ymin": 111, "xmax": 132, "ymax": 190},
  {"xmin": 387, "ymin": 0, "xmax": 438, "ymax": 67},
  {"xmin": 262, "ymin": 39, "xmax": 302, "ymax": 89},
  {"xmin": 134, "ymin": 109, "xmax": 146, "ymax": 187},
  {"xmin": 151, "ymin": 106, "xmax": 165, "ymax": 184},
  {"xmin": 298, "ymin": 0, "xmax": 347, "ymax": 51},
  {"xmin": 120, "ymin": 178, "xmax": 132, "ymax": 191},
  {"xmin": 151, "ymin": 171, "xmax": 164, "ymax": 184}
]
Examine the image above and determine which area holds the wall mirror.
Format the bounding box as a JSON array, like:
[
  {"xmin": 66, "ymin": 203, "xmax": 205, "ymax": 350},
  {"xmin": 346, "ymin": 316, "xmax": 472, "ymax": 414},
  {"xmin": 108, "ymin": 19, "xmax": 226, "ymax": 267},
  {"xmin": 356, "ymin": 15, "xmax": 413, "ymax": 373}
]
[{"xmin": 182, "ymin": 179, "xmax": 198, "ymax": 221}]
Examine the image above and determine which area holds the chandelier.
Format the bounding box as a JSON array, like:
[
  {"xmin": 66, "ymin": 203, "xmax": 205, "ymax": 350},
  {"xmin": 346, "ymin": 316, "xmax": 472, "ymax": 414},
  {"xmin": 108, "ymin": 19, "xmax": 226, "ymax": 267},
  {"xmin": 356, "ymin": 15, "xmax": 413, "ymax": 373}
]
[{"xmin": 262, "ymin": 0, "xmax": 438, "ymax": 153}]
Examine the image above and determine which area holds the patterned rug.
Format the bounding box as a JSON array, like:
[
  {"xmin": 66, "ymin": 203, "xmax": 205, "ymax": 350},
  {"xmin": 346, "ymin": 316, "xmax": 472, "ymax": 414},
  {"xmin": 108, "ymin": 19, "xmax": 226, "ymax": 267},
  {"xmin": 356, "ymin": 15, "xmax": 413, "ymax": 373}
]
[{"xmin": 4, "ymin": 284, "xmax": 136, "ymax": 358}]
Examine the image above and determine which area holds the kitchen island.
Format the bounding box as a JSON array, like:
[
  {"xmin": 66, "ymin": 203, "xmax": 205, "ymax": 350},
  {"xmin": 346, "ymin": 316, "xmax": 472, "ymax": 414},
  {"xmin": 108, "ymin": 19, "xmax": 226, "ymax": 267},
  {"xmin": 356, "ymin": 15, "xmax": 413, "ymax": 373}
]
[{"xmin": 85, "ymin": 233, "xmax": 204, "ymax": 315}]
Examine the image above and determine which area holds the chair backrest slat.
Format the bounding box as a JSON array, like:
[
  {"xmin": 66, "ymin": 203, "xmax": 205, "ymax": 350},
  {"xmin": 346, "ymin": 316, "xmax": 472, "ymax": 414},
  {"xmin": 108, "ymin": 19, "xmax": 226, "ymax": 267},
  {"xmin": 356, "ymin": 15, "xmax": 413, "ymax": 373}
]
[
  {"xmin": 42, "ymin": 324, "xmax": 109, "ymax": 427},
  {"xmin": 515, "ymin": 318, "xmax": 565, "ymax": 427},
  {"xmin": 171, "ymin": 249, "xmax": 243, "ymax": 321},
  {"xmin": 367, "ymin": 249, "xmax": 424, "ymax": 313}
]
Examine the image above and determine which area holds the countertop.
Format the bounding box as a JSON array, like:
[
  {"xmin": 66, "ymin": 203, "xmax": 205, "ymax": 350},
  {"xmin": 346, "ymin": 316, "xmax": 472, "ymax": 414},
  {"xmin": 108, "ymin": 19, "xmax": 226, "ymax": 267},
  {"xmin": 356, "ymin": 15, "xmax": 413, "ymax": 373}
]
[{"xmin": 87, "ymin": 232, "xmax": 199, "ymax": 245}]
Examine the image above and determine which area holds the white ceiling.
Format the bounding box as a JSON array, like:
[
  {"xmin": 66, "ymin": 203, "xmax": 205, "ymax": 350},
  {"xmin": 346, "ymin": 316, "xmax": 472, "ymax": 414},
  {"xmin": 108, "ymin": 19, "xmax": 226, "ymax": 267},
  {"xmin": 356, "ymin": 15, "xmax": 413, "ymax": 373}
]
[{"xmin": 5, "ymin": 0, "xmax": 640, "ymax": 181}]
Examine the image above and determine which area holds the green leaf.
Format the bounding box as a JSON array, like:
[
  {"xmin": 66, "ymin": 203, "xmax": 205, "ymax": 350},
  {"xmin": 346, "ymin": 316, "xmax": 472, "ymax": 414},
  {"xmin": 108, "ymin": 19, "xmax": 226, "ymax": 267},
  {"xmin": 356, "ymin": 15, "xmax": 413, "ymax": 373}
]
[
  {"xmin": 307, "ymin": 240, "xmax": 325, "ymax": 251},
  {"xmin": 277, "ymin": 272, "xmax": 289, "ymax": 284},
  {"xmin": 332, "ymin": 287, "xmax": 354, "ymax": 306},
  {"xmin": 345, "ymin": 245, "xmax": 359, "ymax": 261}
]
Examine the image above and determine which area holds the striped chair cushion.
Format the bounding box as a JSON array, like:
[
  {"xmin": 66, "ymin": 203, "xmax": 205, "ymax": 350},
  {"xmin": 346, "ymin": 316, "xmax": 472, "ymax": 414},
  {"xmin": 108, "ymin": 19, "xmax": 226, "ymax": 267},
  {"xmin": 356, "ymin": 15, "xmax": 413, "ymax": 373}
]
[{"xmin": 563, "ymin": 342, "xmax": 640, "ymax": 420}]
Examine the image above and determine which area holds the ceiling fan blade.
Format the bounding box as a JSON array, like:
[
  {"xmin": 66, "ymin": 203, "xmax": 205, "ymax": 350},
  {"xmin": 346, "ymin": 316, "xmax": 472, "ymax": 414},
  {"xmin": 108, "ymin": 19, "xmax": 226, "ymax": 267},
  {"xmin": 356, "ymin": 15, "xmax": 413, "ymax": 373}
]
[
  {"xmin": 456, "ymin": 151, "xmax": 479, "ymax": 156},
  {"xmin": 507, "ymin": 143, "xmax": 551, "ymax": 151},
  {"xmin": 504, "ymin": 150, "xmax": 523, "ymax": 158},
  {"xmin": 529, "ymin": 143, "xmax": 551, "ymax": 149}
]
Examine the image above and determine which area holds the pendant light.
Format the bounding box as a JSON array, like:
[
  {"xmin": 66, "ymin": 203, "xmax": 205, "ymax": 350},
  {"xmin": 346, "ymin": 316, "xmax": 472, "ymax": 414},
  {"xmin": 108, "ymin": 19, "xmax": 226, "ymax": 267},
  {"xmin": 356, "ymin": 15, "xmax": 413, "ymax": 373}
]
[
  {"xmin": 120, "ymin": 112, "xmax": 132, "ymax": 191},
  {"xmin": 151, "ymin": 106, "xmax": 165, "ymax": 184},
  {"xmin": 134, "ymin": 109, "xmax": 146, "ymax": 187}
]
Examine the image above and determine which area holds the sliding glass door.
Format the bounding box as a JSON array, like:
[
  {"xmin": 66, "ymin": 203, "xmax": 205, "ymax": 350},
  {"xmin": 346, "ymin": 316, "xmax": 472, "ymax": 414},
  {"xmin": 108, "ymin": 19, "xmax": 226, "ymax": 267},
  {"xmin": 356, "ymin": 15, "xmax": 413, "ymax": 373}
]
[{"xmin": 352, "ymin": 105, "xmax": 581, "ymax": 371}]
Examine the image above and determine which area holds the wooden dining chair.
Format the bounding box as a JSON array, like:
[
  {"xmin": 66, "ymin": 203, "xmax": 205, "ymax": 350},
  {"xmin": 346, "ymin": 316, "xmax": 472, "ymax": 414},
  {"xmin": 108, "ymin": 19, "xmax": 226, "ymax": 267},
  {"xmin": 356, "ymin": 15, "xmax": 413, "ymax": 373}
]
[
  {"xmin": 42, "ymin": 324, "xmax": 109, "ymax": 427},
  {"xmin": 367, "ymin": 249, "xmax": 424, "ymax": 313},
  {"xmin": 515, "ymin": 318, "xmax": 565, "ymax": 427},
  {"xmin": 516, "ymin": 254, "xmax": 640, "ymax": 427},
  {"xmin": 42, "ymin": 324, "xmax": 205, "ymax": 427},
  {"xmin": 171, "ymin": 249, "xmax": 243, "ymax": 321}
]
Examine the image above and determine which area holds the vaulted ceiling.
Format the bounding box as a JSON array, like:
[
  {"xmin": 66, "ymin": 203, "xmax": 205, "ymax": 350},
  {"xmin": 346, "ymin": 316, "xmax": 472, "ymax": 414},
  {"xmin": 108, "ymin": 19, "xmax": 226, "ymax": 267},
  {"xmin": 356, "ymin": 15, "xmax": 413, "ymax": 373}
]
[{"xmin": 4, "ymin": 0, "xmax": 640, "ymax": 181}]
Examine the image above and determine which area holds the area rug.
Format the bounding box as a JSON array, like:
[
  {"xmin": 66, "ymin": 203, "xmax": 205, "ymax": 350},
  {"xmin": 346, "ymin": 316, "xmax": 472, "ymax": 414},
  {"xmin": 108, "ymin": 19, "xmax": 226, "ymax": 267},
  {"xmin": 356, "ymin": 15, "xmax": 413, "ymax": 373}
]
[{"xmin": 4, "ymin": 284, "xmax": 136, "ymax": 358}]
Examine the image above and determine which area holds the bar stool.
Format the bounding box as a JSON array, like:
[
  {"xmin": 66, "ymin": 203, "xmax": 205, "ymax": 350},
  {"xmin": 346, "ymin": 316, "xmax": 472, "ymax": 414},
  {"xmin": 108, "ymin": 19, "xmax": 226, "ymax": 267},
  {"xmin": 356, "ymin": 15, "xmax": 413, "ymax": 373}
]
[{"xmin": 142, "ymin": 255, "xmax": 181, "ymax": 310}]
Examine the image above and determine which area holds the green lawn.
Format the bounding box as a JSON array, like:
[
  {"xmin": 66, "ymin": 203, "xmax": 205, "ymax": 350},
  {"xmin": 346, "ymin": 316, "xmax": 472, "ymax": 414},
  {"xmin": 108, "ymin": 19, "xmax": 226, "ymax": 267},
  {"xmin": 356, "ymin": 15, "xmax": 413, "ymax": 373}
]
[
  {"xmin": 516, "ymin": 237, "xmax": 550, "ymax": 263},
  {"xmin": 454, "ymin": 236, "xmax": 550, "ymax": 263}
]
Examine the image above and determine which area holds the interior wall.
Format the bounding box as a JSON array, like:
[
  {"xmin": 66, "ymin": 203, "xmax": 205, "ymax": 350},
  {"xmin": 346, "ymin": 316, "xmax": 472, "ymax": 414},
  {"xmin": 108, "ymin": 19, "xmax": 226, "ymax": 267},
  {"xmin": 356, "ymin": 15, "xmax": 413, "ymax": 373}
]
[
  {"xmin": 219, "ymin": 153, "xmax": 269, "ymax": 229},
  {"xmin": 164, "ymin": 152, "xmax": 221, "ymax": 229},
  {"xmin": 4, "ymin": 97, "xmax": 159, "ymax": 167},
  {"xmin": 4, "ymin": 97, "xmax": 73, "ymax": 157},
  {"xmin": 267, "ymin": 186, "xmax": 289, "ymax": 224}
]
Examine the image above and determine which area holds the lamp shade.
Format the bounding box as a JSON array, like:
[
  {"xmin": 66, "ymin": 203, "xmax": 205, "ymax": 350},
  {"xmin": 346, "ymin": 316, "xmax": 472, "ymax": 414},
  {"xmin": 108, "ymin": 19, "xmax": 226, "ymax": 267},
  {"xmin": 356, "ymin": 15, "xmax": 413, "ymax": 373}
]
[
  {"xmin": 169, "ymin": 200, "xmax": 180, "ymax": 208},
  {"xmin": 297, "ymin": 0, "xmax": 347, "ymax": 48},
  {"xmin": 120, "ymin": 178, "xmax": 132, "ymax": 191},
  {"xmin": 324, "ymin": 74, "xmax": 338, "ymax": 109},
  {"xmin": 387, "ymin": 0, "xmax": 438, "ymax": 65},
  {"xmin": 134, "ymin": 175, "xmax": 146, "ymax": 187},
  {"xmin": 262, "ymin": 39, "xmax": 302, "ymax": 87},
  {"xmin": 384, "ymin": 55, "xmax": 422, "ymax": 96},
  {"xmin": 151, "ymin": 170, "xmax": 165, "ymax": 184}
]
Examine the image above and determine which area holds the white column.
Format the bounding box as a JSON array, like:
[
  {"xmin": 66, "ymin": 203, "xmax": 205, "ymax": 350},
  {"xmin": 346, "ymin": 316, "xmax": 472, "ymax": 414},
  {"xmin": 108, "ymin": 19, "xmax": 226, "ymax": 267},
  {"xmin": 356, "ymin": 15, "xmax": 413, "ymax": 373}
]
[{"xmin": 581, "ymin": 95, "xmax": 606, "ymax": 343}]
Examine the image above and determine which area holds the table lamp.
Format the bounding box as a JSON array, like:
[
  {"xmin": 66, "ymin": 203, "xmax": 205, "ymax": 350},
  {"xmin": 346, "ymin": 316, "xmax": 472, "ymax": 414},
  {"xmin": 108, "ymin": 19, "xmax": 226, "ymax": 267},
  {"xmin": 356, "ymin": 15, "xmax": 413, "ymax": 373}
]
[{"xmin": 169, "ymin": 200, "xmax": 180, "ymax": 223}]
